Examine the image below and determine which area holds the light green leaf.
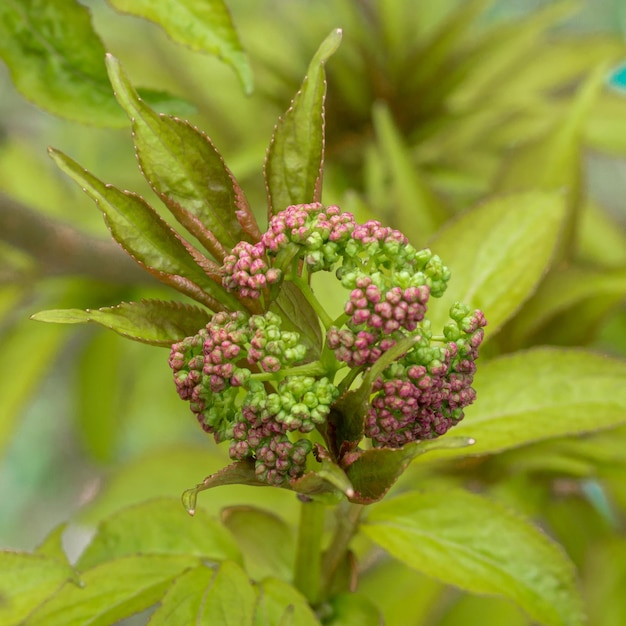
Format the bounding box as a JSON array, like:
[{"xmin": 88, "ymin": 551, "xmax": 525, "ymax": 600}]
[
  {"xmin": 221, "ymin": 507, "xmax": 294, "ymax": 582},
  {"xmin": 363, "ymin": 489, "xmax": 584, "ymax": 626},
  {"xmin": 24, "ymin": 555, "xmax": 195, "ymax": 626},
  {"xmin": 49, "ymin": 148, "xmax": 240, "ymax": 311},
  {"xmin": 105, "ymin": 54, "xmax": 258, "ymax": 260},
  {"xmin": 253, "ymin": 578, "xmax": 320, "ymax": 626},
  {"xmin": 32, "ymin": 300, "xmax": 211, "ymax": 347},
  {"xmin": 77, "ymin": 498, "xmax": 240, "ymax": 570},
  {"xmin": 427, "ymin": 191, "xmax": 567, "ymax": 334},
  {"xmin": 503, "ymin": 267, "xmax": 626, "ymax": 347},
  {"xmin": 0, "ymin": 552, "xmax": 74, "ymax": 626},
  {"xmin": 107, "ymin": 0, "xmax": 253, "ymax": 94},
  {"xmin": 418, "ymin": 348, "xmax": 626, "ymax": 463},
  {"xmin": 372, "ymin": 103, "xmax": 448, "ymax": 244},
  {"xmin": 325, "ymin": 592, "xmax": 383, "ymax": 626},
  {"xmin": 0, "ymin": 0, "xmax": 193, "ymax": 125},
  {"xmin": 265, "ymin": 29, "xmax": 342, "ymax": 217},
  {"xmin": 35, "ymin": 525, "xmax": 71, "ymax": 567},
  {"xmin": 577, "ymin": 200, "xmax": 626, "ymax": 268}
]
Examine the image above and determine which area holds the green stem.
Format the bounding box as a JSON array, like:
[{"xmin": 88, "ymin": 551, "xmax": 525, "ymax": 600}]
[
  {"xmin": 320, "ymin": 502, "xmax": 364, "ymax": 599},
  {"xmin": 289, "ymin": 275, "xmax": 334, "ymax": 330},
  {"xmin": 294, "ymin": 498, "xmax": 326, "ymax": 604}
]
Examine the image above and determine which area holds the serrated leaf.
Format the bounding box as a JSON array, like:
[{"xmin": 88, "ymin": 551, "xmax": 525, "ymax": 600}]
[
  {"xmin": 427, "ymin": 191, "xmax": 567, "ymax": 335},
  {"xmin": 107, "ymin": 0, "xmax": 252, "ymax": 94},
  {"xmin": 0, "ymin": 0, "xmax": 193, "ymax": 126},
  {"xmin": 77, "ymin": 498, "xmax": 240, "ymax": 570},
  {"xmin": 253, "ymin": 578, "xmax": 320, "ymax": 626},
  {"xmin": 363, "ymin": 489, "xmax": 584, "ymax": 626},
  {"xmin": 221, "ymin": 507, "xmax": 294, "ymax": 582},
  {"xmin": 0, "ymin": 552, "xmax": 75, "ymax": 626},
  {"xmin": 105, "ymin": 54, "xmax": 258, "ymax": 259},
  {"xmin": 265, "ymin": 29, "xmax": 342, "ymax": 217},
  {"xmin": 24, "ymin": 555, "xmax": 195, "ymax": 626},
  {"xmin": 49, "ymin": 148, "xmax": 240, "ymax": 311},
  {"xmin": 32, "ymin": 300, "xmax": 211, "ymax": 346},
  {"xmin": 417, "ymin": 348, "xmax": 626, "ymax": 463}
]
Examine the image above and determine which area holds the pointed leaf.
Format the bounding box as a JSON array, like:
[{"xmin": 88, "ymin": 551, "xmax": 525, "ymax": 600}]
[
  {"xmin": 32, "ymin": 300, "xmax": 211, "ymax": 346},
  {"xmin": 363, "ymin": 489, "xmax": 584, "ymax": 626},
  {"xmin": 0, "ymin": 552, "xmax": 74, "ymax": 626},
  {"xmin": 107, "ymin": 0, "xmax": 252, "ymax": 94},
  {"xmin": 77, "ymin": 498, "xmax": 240, "ymax": 570},
  {"xmin": 221, "ymin": 507, "xmax": 294, "ymax": 581},
  {"xmin": 148, "ymin": 562, "xmax": 257, "ymax": 626},
  {"xmin": 265, "ymin": 29, "xmax": 342, "ymax": 216},
  {"xmin": 24, "ymin": 555, "xmax": 195, "ymax": 626},
  {"xmin": 427, "ymin": 191, "xmax": 567, "ymax": 334},
  {"xmin": 105, "ymin": 55, "xmax": 258, "ymax": 258},
  {"xmin": 49, "ymin": 148, "xmax": 240, "ymax": 310},
  {"xmin": 0, "ymin": 0, "xmax": 192, "ymax": 125},
  {"xmin": 417, "ymin": 348, "xmax": 626, "ymax": 464}
]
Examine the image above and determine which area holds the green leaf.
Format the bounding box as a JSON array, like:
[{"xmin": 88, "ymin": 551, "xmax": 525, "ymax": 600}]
[
  {"xmin": 363, "ymin": 489, "xmax": 584, "ymax": 626},
  {"xmin": 149, "ymin": 561, "xmax": 257, "ymax": 626},
  {"xmin": 503, "ymin": 267, "xmax": 626, "ymax": 348},
  {"xmin": 24, "ymin": 555, "xmax": 195, "ymax": 626},
  {"xmin": 417, "ymin": 348, "xmax": 626, "ymax": 463},
  {"xmin": 32, "ymin": 300, "xmax": 211, "ymax": 347},
  {"xmin": 253, "ymin": 578, "xmax": 320, "ymax": 626},
  {"xmin": 35, "ymin": 525, "xmax": 71, "ymax": 567},
  {"xmin": 0, "ymin": 0, "xmax": 193, "ymax": 126},
  {"xmin": 427, "ymin": 191, "xmax": 567, "ymax": 335},
  {"xmin": 0, "ymin": 552, "xmax": 74, "ymax": 626},
  {"xmin": 49, "ymin": 148, "xmax": 240, "ymax": 311},
  {"xmin": 105, "ymin": 54, "xmax": 258, "ymax": 259},
  {"xmin": 107, "ymin": 0, "xmax": 253, "ymax": 94},
  {"xmin": 325, "ymin": 592, "xmax": 383, "ymax": 626},
  {"xmin": 221, "ymin": 507, "xmax": 294, "ymax": 582},
  {"xmin": 265, "ymin": 29, "xmax": 342, "ymax": 217},
  {"xmin": 372, "ymin": 103, "xmax": 448, "ymax": 245},
  {"xmin": 77, "ymin": 498, "xmax": 240, "ymax": 570}
]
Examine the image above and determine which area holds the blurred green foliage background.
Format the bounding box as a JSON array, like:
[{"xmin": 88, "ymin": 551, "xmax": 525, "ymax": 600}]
[{"xmin": 2, "ymin": 1, "xmax": 626, "ymax": 623}]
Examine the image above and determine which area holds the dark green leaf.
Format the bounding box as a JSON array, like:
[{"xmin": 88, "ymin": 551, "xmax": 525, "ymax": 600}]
[
  {"xmin": 363, "ymin": 489, "xmax": 584, "ymax": 626},
  {"xmin": 107, "ymin": 0, "xmax": 253, "ymax": 94},
  {"xmin": 32, "ymin": 300, "xmax": 211, "ymax": 346},
  {"xmin": 24, "ymin": 555, "xmax": 195, "ymax": 626},
  {"xmin": 427, "ymin": 191, "xmax": 567, "ymax": 335},
  {"xmin": 0, "ymin": 552, "xmax": 74, "ymax": 626},
  {"xmin": 0, "ymin": 0, "xmax": 193, "ymax": 125},
  {"xmin": 221, "ymin": 507, "xmax": 294, "ymax": 582},
  {"xmin": 417, "ymin": 348, "xmax": 626, "ymax": 464},
  {"xmin": 265, "ymin": 29, "xmax": 342, "ymax": 217},
  {"xmin": 77, "ymin": 498, "xmax": 240, "ymax": 570},
  {"xmin": 325, "ymin": 592, "xmax": 383, "ymax": 626},
  {"xmin": 105, "ymin": 54, "xmax": 258, "ymax": 259},
  {"xmin": 49, "ymin": 148, "xmax": 240, "ymax": 311}
]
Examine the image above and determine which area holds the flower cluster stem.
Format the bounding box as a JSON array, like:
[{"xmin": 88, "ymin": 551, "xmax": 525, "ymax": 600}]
[{"xmin": 294, "ymin": 498, "xmax": 326, "ymax": 604}]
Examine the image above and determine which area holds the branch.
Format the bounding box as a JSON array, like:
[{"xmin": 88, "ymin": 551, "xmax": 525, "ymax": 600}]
[{"xmin": 0, "ymin": 192, "xmax": 156, "ymax": 285}]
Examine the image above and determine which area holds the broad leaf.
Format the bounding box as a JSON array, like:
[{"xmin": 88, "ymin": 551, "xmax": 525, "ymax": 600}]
[
  {"xmin": 253, "ymin": 578, "xmax": 320, "ymax": 626},
  {"xmin": 417, "ymin": 348, "xmax": 626, "ymax": 463},
  {"xmin": 265, "ymin": 29, "xmax": 342, "ymax": 217},
  {"xmin": 0, "ymin": 552, "xmax": 74, "ymax": 626},
  {"xmin": 77, "ymin": 498, "xmax": 240, "ymax": 570},
  {"xmin": 32, "ymin": 300, "xmax": 211, "ymax": 346},
  {"xmin": 427, "ymin": 191, "xmax": 567, "ymax": 334},
  {"xmin": 363, "ymin": 489, "xmax": 584, "ymax": 626},
  {"xmin": 107, "ymin": 0, "xmax": 253, "ymax": 94},
  {"xmin": 0, "ymin": 0, "xmax": 192, "ymax": 125},
  {"xmin": 49, "ymin": 149, "xmax": 241, "ymax": 311},
  {"xmin": 105, "ymin": 55, "xmax": 258, "ymax": 259},
  {"xmin": 148, "ymin": 562, "xmax": 257, "ymax": 626},
  {"xmin": 221, "ymin": 507, "xmax": 294, "ymax": 582},
  {"xmin": 24, "ymin": 555, "xmax": 195, "ymax": 626}
]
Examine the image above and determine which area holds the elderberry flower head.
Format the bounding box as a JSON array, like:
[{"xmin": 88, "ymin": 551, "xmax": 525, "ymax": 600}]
[{"xmin": 173, "ymin": 202, "xmax": 486, "ymax": 489}]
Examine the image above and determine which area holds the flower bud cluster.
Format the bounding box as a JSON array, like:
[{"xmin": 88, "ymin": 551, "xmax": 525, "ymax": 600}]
[
  {"xmin": 365, "ymin": 305, "xmax": 487, "ymax": 447},
  {"xmin": 169, "ymin": 310, "xmax": 339, "ymax": 484}
]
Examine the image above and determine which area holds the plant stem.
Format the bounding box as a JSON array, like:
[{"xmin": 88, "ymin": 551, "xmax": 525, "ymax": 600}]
[
  {"xmin": 294, "ymin": 497, "xmax": 326, "ymax": 604},
  {"xmin": 320, "ymin": 502, "xmax": 364, "ymax": 598},
  {"xmin": 290, "ymin": 275, "xmax": 334, "ymax": 330}
]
